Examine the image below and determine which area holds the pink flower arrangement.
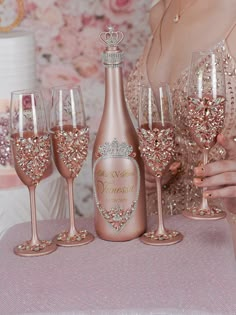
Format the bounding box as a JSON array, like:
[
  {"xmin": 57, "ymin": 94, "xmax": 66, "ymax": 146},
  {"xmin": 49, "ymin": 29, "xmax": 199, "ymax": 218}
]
[
  {"xmin": 73, "ymin": 56, "xmax": 99, "ymax": 78},
  {"xmin": 101, "ymin": 0, "xmax": 137, "ymax": 24},
  {"xmin": 40, "ymin": 64, "xmax": 80, "ymax": 88},
  {"xmin": 104, "ymin": 0, "xmax": 134, "ymax": 13}
]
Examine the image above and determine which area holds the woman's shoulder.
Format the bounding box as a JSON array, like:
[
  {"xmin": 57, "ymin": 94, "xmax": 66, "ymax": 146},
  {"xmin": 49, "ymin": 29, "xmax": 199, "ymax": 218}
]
[{"xmin": 220, "ymin": 0, "xmax": 236, "ymax": 59}]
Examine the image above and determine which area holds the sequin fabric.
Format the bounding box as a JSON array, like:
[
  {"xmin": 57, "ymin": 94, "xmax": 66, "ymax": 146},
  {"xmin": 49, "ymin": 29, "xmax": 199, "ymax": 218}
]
[{"xmin": 125, "ymin": 40, "xmax": 236, "ymax": 215}]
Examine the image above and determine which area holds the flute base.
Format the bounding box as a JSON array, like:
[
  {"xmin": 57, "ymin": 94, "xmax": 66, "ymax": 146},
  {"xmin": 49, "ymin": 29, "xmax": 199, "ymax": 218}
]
[
  {"xmin": 140, "ymin": 230, "xmax": 183, "ymax": 246},
  {"xmin": 14, "ymin": 240, "xmax": 57, "ymax": 257},
  {"xmin": 182, "ymin": 207, "xmax": 226, "ymax": 221},
  {"xmin": 54, "ymin": 230, "xmax": 94, "ymax": 247}
]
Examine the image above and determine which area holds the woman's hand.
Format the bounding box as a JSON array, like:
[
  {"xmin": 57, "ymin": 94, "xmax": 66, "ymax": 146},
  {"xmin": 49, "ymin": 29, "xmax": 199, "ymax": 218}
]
[
  {"xmin": 193, "ymin": 134, "xmax": 236, "ymax": 213},
  {"xmin": 145, "ymin": 161, "xmax": 182, "ymax": 194}
]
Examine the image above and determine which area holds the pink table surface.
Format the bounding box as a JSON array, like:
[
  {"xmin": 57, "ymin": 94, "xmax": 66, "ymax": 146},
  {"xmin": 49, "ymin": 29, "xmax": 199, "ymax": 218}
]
[{"xmin": 0, "ymin": 215, "xmax": 236, "ymax": 315}]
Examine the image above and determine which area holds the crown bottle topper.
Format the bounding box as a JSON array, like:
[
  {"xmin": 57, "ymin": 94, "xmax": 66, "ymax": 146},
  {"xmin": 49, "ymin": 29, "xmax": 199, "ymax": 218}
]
[
  {"xmin": 100, "ymin": 26, "xmax": 124, "ymax": 48},
  {"xmin": 0, "ymin": 0, "xmax": 24, "ymax": 32},
  {"xmin": 100, "ymin": 26, "xmax": 124, "ymax": 67}
]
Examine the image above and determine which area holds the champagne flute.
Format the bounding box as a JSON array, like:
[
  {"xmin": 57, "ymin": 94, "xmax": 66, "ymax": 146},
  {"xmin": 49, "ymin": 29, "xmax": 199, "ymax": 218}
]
[
  {"xmin": 50, "ymin": 86, "xmax": 94, "ymax": 246},
  {"xmin": 137, "ymin": 84, "xmax": 183, "ymax": 245},
  {"xmin": 10, "ymin": 89, "xmax": 57, "ymax": 257},
  {"xmin": 183, "ymin": 51, "xmax": 226, "ymax": 220}
]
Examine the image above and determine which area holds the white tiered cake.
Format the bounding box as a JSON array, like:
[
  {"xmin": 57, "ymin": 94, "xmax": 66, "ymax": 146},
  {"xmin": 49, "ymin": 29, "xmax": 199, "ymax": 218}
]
[{"xmin": 0, "ymin": 31, "xmax": 36, "ymax": 188}]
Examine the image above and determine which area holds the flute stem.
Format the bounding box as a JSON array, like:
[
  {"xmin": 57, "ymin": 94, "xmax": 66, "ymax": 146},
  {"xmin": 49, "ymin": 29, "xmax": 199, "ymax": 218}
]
[
  {"xmin": 155, "ymin": 176, "xmax": 166, "ymax": 235},
  {"xmin": 67, "ymin": 178, "xmax": 77, "ymax": 236},
  {"xmin": 200, "ymin": 150, "xmax": 209, "ymax": 211},
  {"xmin": 28, "ymin": 185, "xmax": 40, "ymax": 245}
]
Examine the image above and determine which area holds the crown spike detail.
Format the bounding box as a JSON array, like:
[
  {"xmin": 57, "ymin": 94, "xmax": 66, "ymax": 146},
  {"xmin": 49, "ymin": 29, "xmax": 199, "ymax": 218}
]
[{"xmin": 100, "ymin": 25, "xmax": 124, "ymax": 48}]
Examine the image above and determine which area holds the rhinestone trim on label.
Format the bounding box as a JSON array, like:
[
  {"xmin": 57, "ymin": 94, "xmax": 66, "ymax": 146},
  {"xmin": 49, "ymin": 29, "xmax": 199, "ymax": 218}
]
[{"xmin": 93, "ymin": 139, "xmax": 140, "ymax": 232}]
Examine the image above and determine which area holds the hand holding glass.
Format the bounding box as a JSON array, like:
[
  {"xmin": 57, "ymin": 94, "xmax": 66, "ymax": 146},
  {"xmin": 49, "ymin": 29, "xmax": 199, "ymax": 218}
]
[{"xmin": 183, "ymin": 51, "xmax": 226, "ymax": 220}]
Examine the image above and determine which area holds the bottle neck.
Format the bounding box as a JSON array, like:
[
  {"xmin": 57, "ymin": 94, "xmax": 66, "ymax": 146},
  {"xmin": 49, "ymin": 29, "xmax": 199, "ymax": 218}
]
[{"xmin": 104, "ymin": 66, "xmax": 125, "ymax": 106}]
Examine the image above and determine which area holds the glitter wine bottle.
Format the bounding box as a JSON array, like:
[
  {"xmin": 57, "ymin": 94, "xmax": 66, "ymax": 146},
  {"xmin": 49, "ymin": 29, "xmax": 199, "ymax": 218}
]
[{"xmin": 92, "ymin": 26, "xmax": 146, "ymax": 241}]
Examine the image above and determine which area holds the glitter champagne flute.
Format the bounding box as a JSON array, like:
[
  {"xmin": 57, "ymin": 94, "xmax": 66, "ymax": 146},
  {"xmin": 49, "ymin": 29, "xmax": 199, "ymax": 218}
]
[
  {"xmin": 137, "ymin": 84, "xmax": 183, "ymax": 245},
  {"xmin": 50, "ymin": 86, "xmax": 94, "ymax": 246},
  {"xmin": 10, "ymin": 89, "xmax": 57, "ymax": 257},
  {"xmin": 182, "ymin": 51, "xmax": 226, "ymax": 220}
]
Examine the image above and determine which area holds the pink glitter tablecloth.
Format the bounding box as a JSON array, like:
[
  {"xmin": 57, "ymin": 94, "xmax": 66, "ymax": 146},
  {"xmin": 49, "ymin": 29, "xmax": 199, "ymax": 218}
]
[{"xmin": 0, "ymin": 215, "xmax": 236, "ymax": 315}]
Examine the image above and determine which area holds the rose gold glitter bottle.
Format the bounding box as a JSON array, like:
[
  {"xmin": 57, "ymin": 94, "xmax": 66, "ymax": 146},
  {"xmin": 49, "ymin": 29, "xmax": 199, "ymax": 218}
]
[{"xmin": 92, "ymin": 26, "xmax": 146, "ymax": 241}]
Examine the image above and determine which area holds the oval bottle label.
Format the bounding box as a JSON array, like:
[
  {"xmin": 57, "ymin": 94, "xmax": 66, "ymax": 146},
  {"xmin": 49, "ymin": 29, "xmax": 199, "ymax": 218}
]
[{"xmin": 93, "ymin": 138, "xmax": 140, "ymax": 232}]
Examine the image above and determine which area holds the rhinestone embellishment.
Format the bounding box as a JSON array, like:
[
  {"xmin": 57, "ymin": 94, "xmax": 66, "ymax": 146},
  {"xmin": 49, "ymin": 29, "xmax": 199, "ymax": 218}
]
[
  {"xmin": 97, "ymin": 201, "xmax": 137, "ymax": 231},
  {"xmin": 137, "ymin": 127, "xmax": 175, "ymax": 175},
  {"xmin": 57, "ymin": 230, "xmax": 88, "ymax": 242},
  {"xmin": 17, "ymin": 240, "xmax": 52, "ymax": 252},
  {"xmin": 144, "ymin": 230, "xmax": 180, "ymax": 241},
  {"xmin": 54, "ymin": 127, "xmax": 89, "ymax": 178},
  {"xmin": 186, "ymin": 96, "xmax": 225, "ymax": 149},
  {"xmin": 93, "ymin": 138, "xmax": 140, "ymax": 232},
  {"xmin": 187, "ymin": 207, "xmax": 224, "ymax": 216},
  {"xmin": 97, "ymin": 138, "xmax": 135, "ymax": 158},
  {"xmin": 13, "ymin": 134, "xmax": 51, "ymax": 184}
]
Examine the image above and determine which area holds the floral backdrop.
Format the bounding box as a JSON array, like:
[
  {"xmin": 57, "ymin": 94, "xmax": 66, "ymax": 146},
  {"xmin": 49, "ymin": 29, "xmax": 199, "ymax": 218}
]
[{"xmin": 2, "ymin": 0, "xmax": 151, "ymax": 216}]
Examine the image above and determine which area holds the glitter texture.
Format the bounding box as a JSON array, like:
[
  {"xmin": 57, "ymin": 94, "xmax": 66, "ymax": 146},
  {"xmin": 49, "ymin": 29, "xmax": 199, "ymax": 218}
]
[
  {"xmin": 137, "ymin": 126, "xmax": 175, "ymax": 175},
  {"xmin": 186, "ymin": 95, "xmax": 225, "ymax": 149},
  {"xmin": 54, "ymin": 127, "xmax": 89, "ymax": 178},
  {"xmin": 13, "ymin": 134, "xmax": 51, "ymax": 185}
]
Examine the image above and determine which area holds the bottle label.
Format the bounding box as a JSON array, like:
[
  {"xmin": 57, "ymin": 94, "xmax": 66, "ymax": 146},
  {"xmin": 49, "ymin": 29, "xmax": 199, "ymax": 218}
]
[{"xmin": 93, "ymin": 138, "xmax": 140, "ymax": 232}]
